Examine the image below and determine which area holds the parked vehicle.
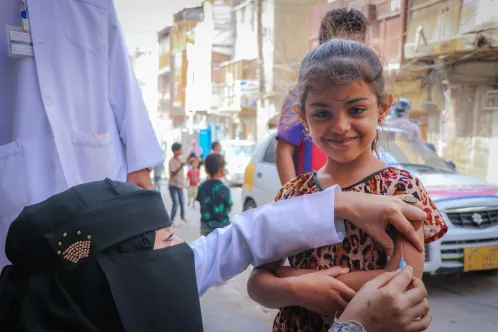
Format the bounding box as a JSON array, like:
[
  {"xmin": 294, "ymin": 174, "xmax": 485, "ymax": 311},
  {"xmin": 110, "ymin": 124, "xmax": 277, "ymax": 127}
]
[
  {"xmin": 242, "ymin": 128, "xmax": 498, "ymax": 275},
  {"xmin": 221, "ymin": 139, "xmax": 256, "ymax": 186}
]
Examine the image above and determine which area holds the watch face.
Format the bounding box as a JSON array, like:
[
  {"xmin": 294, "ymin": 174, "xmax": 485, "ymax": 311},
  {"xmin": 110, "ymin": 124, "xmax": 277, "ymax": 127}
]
[{"xmin": 332, "ymin": 321, "xmax": 365, "ymax": 332}]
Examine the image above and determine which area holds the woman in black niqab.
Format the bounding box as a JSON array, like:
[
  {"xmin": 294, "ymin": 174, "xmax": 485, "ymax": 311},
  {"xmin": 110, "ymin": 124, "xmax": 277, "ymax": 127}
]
[{"xmin": 0, "ymin": 179, "xmax": 203, "ymax": 332}]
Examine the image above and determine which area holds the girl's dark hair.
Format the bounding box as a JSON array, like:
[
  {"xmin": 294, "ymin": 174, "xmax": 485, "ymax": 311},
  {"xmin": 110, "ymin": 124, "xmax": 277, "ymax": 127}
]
[
  {"xmin": 287, "ymin": 39, "xmax": 387, "ymax": 153},
  {"xmin": 318, "ymin": 8, "xmax": 369, "ymax": 44}
]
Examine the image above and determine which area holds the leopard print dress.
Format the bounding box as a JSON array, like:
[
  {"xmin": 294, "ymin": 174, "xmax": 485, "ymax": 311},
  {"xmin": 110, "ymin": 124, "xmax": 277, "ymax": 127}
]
[{"xmin": 272, "ymin": 167, "xmax": 447, "ymax": 332}]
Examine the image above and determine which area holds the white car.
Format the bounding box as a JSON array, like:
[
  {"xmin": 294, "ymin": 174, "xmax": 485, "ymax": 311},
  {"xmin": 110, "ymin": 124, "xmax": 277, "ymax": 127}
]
[
  {"xmin": 242, "ymin": 128, "xmax": 498, "ymax": 275},
  {"xmin": 221, "ymin": 139, "xmax": 256, "ymax": 186}
]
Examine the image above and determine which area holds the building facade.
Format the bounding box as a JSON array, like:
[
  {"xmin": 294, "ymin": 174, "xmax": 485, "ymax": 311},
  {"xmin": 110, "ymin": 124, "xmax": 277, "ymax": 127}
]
[
  {"xmin": 307, "ymin": 0, "xmax": 498, "ymax": 184},
  {"xmin": 159, "ymin": 7, "xmax": 203, "ymax": 128}
]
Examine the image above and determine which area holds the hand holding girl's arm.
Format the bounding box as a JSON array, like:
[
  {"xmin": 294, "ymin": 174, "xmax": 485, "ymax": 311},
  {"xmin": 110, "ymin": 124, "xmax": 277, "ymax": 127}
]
[
  {"xmin": 248, "ymin": 263, "xmax": 354, "ymax": 316},
  {"xmin": 276, "ymin": 224, "xmax": 425, "ymax": 292}
]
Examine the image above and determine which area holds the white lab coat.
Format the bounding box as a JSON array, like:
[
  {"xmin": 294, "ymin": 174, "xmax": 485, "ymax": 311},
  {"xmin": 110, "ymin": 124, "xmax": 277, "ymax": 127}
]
[
  {"xmin": 192, "ymin": 186, "xmax": 345, "ymax": 296},
  {"xmin": 0, "ymin": 0, "xmax": 163, "ymax": 268}
]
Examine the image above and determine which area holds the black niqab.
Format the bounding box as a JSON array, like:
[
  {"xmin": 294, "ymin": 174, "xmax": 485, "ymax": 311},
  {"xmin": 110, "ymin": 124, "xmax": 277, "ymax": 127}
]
[{"xmin": 0, "ymin": 179, "xmax": 204, "ymax": 331}]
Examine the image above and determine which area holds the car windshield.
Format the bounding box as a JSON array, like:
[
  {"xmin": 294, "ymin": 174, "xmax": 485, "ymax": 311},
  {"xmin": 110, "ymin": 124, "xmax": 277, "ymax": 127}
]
[
  {"xmin": 378, "ymin": 130, "xmax": 453, "ymax": 172},
  {"xmin": 223, "ymin": 144, "xmax": 255, "ymax": 157}
]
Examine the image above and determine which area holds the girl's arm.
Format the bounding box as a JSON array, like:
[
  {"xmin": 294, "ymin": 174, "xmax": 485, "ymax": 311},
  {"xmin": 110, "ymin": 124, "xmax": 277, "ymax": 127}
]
[
  {"xmin": 248, "ymin": 262, "xmax": 354, "ymax": 314},
  {"xmin": 276, "ymin": 267, "xmax": 384, "ymax": 292},
  {"xmin": 337, "ymin": 227, "xmax": 425, "ymax": 292},
  {"xmin": 276, "ymin": 227, "xmax": 425, "ymax": 292},
  {"xmin": 247, "ymin": 260, "xmax": 298, "ymax": 309},
  {"xmin": 384, "ymin": 227, "xmax": 425, "ymax": 277}
]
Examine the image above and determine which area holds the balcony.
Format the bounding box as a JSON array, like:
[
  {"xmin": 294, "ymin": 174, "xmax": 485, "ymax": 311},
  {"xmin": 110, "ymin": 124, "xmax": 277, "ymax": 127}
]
[
  {"xmin": 217, "ymin": 80, "xmax": 259, "ymax": 112},
  {"xmin": 403, "ymin": 0, "xmax": 498, "ymax": 60}
]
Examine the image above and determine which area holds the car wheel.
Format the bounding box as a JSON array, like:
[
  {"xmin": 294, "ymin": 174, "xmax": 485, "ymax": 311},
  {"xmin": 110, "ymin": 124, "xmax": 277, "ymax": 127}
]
[{"xmin": 243, "ymin": 198, "xmax": 257, "ymax": 212}]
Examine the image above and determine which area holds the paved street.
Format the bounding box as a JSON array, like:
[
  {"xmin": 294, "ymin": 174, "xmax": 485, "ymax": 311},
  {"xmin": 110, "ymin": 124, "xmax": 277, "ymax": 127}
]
[{"xmin": 162, "ymin": 186, "xmax": 498, "ymax": 332}]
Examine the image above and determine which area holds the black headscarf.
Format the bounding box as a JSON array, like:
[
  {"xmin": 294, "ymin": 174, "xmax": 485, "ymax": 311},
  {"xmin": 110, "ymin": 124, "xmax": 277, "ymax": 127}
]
[{"xmin": 0, "ymin": 179, "xmax": 204, "ymax": 332}]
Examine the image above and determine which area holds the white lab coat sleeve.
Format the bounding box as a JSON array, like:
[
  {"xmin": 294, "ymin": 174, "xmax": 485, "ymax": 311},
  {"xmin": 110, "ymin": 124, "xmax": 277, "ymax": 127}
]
[
  {"xmin": 107, "ymin": 0, "xmax": 164, "ymax": 173},
  {"xmin": 190, "ymin": 185, "xmax": 345, "ymax": 296}
]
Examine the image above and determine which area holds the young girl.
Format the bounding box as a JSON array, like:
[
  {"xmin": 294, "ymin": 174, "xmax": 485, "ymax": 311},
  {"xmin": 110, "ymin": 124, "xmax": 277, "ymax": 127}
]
[
  {"xmin": 187, "ymin": 158, "xmax": 201, "ymax": 208},
  {"xmin": 246, "ymin": 39, "xmax": 448, "ymax": 332}
]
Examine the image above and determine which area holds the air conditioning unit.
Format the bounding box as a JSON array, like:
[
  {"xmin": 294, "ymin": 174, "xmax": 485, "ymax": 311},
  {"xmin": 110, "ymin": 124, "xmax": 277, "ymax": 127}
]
[{"xmin": 483, "ymin": 90, "xmax": 498, "ymax": 110}]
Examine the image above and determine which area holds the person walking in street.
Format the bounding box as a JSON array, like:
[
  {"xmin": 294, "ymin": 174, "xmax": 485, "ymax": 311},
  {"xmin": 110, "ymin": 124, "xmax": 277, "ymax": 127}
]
[
  {"xmin": 187, "ymin": 140, "xmax": 204, "ymax": 166},
  {"xmin": 0, "ymin": 0, "xmax": 163, "ymax": 269},
  {"xmin": 276, "ymin": 8, "xmax": 369, "ymax": 185},
  {"xmin": 0, "ymin": 179, "xmax": 430, "ymax": 331},
  {"xmin": 169, "ymin": 143, "xmax": 186, "ymax": 222},
  {"xmin": 385, "ymin": 98, "xmax": 424, "ymax": 142},
  {"xmin": 197, "ymin": 153, "xmax": 232, "ymax": 236},
  {"xmin": 187, "ymin": 158, "xmax": 201, "ymax": 208}
]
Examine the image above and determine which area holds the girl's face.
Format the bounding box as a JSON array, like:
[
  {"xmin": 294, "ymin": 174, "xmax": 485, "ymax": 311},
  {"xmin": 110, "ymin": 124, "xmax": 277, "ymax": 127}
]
[{"xmin": 299, "ymin": 78, "xmax": 390, "ymax": 165}]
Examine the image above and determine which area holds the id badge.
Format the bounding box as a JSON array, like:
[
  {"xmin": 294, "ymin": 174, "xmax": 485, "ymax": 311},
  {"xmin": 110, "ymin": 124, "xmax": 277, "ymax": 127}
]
[{"xmin": 5, "ymin": 25, "xmax": 34, "ymax": 57}]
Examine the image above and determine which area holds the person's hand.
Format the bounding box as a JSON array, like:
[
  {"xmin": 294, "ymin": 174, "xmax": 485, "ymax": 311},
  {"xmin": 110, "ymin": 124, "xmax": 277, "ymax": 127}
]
[
  {"xmin": 338, "ymin": 266, "xmax": 431, "ymax": 332},
  {"xmin": 335, "ymin": 192, "xmax": 426, "ymax": 256},
  {"xmin": 127, "ymin": 168, "xmax": 154, "ymax": 190},
  {"xmin": 290, "ymin": 267, "xmax": 355, "ymax": 316}
]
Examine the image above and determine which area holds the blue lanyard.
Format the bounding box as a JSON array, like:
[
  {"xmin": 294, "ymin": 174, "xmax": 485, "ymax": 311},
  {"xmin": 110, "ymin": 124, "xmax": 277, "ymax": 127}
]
[{"xmin": 20, "ymin": 0, "xmax": 30, "ymax": 33}]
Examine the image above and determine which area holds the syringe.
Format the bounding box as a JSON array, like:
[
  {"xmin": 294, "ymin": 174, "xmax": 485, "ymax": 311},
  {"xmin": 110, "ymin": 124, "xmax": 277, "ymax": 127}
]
[{"xmin": 399, "ymin": 243, "xmax": 406, "ymax": 270}]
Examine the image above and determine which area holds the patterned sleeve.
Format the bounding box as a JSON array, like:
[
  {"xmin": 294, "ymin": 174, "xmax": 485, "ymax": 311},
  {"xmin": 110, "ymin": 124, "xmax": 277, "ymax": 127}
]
[
  {"xmin": 393, "ymin": 171, "xmax": 448, "ymax": 243},
  {"xmin": 274, "ymin": 174, "xmax": 311, "ymax": 202},
  {"xmin": 273, "ymin": 179, "xmax": 297, "ymax": 202}
]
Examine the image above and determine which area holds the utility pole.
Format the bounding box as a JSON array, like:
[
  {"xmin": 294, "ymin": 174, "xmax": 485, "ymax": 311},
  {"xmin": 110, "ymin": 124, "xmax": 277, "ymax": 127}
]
[
  {"xmin": 256, "ymin": 0, "xmax": 265, "ymax": 108},
  {"xmin": 256, "ymin": 0, "xmax": 267, "ymax": 142}
]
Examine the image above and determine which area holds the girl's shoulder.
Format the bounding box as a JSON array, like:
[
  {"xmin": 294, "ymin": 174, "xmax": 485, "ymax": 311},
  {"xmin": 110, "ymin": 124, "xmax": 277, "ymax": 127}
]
[
  {"xmin": 379, "ymin": 167, "xmax": 448, "ymax": 243},
  {"xmin": 345, "ymin": 167, "xmax": 421, "ymax": 195},
  {"xmin": 274, "ymin": 172, "xmax": 319, "ymax": 202}
]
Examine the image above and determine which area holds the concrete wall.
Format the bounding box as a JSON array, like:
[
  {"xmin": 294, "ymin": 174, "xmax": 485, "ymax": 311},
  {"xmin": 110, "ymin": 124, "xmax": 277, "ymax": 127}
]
[
  {"xmin": 256, "ymin": 0, "xmax": 322, "ymax": 142},
  {"xmin": 233, "ymin": 1, "xmax": 258, "ymax": 61},
  {"xmin": 390, "ymin": 60, "xmax": 498, "ymax": 184}
]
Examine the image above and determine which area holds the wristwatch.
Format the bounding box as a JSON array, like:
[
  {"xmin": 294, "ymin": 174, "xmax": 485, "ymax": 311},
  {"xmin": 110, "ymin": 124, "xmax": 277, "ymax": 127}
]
[{"xmin": 329, "ymin": 321, "xmax": 366, "ymax": 332}]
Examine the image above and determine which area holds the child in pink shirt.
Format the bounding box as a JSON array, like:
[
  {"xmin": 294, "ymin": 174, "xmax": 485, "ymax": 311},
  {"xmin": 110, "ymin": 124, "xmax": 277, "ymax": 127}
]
[{"xmin": 186, "ymin": 158, "xmax": 201, "ymax": 208}]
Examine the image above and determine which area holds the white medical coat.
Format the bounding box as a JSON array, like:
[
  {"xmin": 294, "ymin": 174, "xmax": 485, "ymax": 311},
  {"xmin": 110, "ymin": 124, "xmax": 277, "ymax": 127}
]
[
  {"xmin": 191, "ymin": 186, "xmax": 345, "ymax": 296},
  {"xmin": 0, "ymin": 0, "xmax": 163, "ymax": 268}
]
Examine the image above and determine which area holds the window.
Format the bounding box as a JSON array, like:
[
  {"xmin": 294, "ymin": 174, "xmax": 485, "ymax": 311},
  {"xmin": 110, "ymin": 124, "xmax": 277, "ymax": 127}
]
[
  {"xmin": 483, "ymin": 90, "xmax": 498, "ymax": 110},
  {"xmin": 377, "ymin": 131, "xmax": 451, "ymax": 171},
  {"xmin": 263, "ymin": 138, "xmax": 276, "ymax": 164}
]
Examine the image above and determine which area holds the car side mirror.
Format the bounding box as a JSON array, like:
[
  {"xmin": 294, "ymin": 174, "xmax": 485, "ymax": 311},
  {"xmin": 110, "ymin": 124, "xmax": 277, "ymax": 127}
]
[{"xmin": 446, "ymin": 161, "xmax": 456, "ymax": 170}]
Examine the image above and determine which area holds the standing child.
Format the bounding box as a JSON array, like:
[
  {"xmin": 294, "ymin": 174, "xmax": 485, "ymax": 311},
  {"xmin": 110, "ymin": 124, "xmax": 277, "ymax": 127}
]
[
  {"xmin": 247, "ymin": 39, "xmax": 448, "ymax": 332},
  {"xmin": 276, "ymin": 8, "xmax": 370, "ymax": 185},
  {"xmin": 187, "ymin": 158, "xmax": 201, "ymax": 208},
  {"xmin": 196, "ymin": 153, "xmax": 232, "ymax": 236},
  {"xmin": 168, "ymin": 143, "xmax": 186, "ymax": 222},
  {"xmin": 211, "ymin": 141, "xmax": 221, "ymax": 154}
]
